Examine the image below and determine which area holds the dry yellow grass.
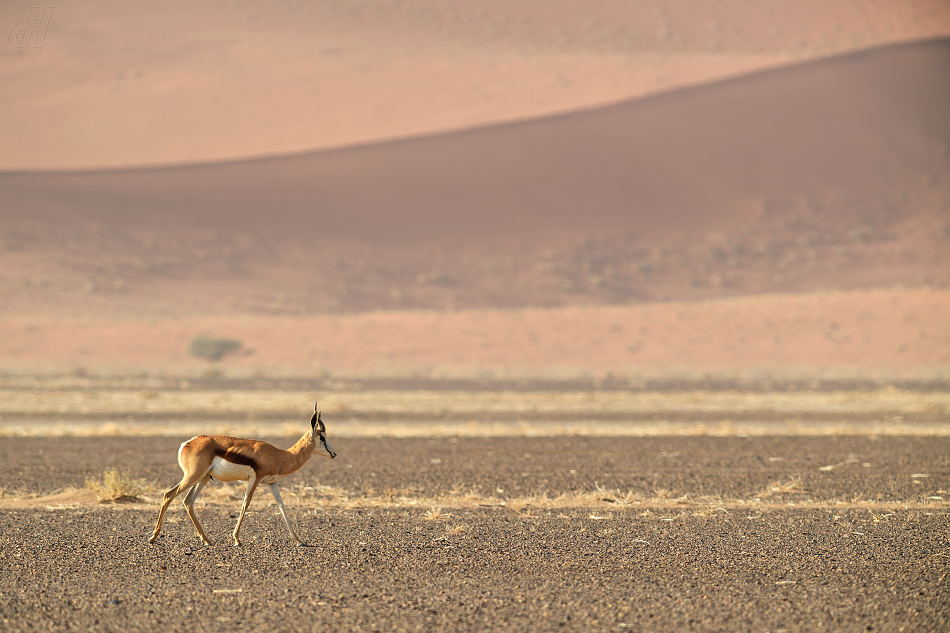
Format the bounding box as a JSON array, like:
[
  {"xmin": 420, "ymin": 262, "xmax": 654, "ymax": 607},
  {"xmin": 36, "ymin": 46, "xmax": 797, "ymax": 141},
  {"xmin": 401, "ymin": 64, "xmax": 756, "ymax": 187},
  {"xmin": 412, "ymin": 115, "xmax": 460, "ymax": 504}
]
[
  {"xmin": 1, "ymin": 387, "xmax": 947, "ymax": 417},
  {"xmin": 5, "ymin": 477, "xmax": 946, "ymax": 512},
  {"xmin": 0, "ymin": 385, "xmax": 947, "ymax": 440},
  {"xmin": 215, "ymin": 482, "xmax": 948, "ymax": 514},
  {"xmin": 85, "ymin": 469, "xmax": 150, "ymax": 503}
]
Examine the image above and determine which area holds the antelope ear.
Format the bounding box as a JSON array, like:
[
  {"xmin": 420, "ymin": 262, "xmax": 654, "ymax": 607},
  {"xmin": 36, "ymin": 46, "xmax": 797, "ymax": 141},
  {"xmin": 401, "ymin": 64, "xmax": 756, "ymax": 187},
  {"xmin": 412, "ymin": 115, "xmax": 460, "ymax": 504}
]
[{"xmin": 310, "ymin": 403, "xmax": 319, "ymax": 429}]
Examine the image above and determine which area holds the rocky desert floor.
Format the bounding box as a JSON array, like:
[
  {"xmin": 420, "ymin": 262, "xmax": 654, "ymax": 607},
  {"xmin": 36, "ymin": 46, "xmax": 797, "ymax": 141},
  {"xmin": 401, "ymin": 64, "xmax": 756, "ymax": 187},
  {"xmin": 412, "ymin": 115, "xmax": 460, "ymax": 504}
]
[{"xmin": 1, "ymin": 433, "xmax": 947, "ymax": 632}]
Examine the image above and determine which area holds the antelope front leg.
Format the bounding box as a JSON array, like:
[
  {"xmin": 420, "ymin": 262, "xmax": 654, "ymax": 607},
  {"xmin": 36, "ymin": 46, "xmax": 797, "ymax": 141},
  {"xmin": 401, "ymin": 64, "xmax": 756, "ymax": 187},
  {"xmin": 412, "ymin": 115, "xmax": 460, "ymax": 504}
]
[
  {"xmin": 269, "ymin": 483, "xmax": 304, "ymax": 546},
  {"xmin": 232, "ymin": 474, "xmax": 261, "ymax": 546}
]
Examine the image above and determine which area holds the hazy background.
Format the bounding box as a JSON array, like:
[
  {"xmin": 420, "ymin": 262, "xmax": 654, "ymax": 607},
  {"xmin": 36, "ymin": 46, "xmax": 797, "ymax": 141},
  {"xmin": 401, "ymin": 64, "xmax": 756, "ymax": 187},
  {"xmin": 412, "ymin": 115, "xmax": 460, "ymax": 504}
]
[{"xmin": 1, "ymin": 0, "xmax": 949, "ymax": 380}]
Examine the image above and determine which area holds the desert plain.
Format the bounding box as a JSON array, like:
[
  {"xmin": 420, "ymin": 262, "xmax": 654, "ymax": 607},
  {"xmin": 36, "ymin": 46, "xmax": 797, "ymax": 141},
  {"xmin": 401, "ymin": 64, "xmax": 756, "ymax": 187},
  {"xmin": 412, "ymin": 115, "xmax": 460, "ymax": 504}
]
[
  {"xmin": 2, "ymin": 0, "xmax": 950, "ymax": 631},
  {"xmin": 0, "ymin": 432, "xmax": 948, "ymax": 632}
]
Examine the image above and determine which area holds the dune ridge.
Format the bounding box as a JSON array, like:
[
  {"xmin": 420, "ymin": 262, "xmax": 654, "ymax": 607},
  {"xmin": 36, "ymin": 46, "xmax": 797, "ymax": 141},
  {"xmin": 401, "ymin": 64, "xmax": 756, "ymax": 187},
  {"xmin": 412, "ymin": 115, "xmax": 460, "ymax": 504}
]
[{"xmin": 3, "ymin": 0, "xmax": 948, "ymax": 170}]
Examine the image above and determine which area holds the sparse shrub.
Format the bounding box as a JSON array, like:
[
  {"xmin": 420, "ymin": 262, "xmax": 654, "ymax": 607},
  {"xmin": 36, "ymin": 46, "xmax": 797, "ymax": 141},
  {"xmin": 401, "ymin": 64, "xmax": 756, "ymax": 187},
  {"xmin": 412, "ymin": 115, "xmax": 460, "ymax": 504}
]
[
  {"xmin": 86, "ymin": 468, "xmax": 150, "ymax": 503},
  {"xmin": 200, "ymin": 368, "xmax": 224, "ymax": 381},
  {"xmin": 188, "ymin": 335, "xmax": 242, "ymax": 361}
]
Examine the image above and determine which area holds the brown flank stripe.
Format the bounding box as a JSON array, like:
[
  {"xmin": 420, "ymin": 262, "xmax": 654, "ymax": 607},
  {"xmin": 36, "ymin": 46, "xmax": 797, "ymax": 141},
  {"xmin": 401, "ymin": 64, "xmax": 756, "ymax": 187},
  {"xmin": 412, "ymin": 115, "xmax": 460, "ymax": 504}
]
[{"xmin": 214, "ymin": 447, "xmax": 259, "ymax": 471}]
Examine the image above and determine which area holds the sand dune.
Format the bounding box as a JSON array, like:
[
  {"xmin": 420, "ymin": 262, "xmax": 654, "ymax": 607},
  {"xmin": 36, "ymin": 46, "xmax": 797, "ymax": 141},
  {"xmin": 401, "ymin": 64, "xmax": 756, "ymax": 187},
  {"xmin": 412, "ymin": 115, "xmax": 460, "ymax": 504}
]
[
  {"xmin": 2, "ymin": 39, "xmax": 948, "ymax": 314},
  {"xmin": 4, "ymin": 39, "xmax": 949, "ymax": 240},
  {"xmin": 3, "ymin": 0, "xmax": 947, "ymax": 170}
]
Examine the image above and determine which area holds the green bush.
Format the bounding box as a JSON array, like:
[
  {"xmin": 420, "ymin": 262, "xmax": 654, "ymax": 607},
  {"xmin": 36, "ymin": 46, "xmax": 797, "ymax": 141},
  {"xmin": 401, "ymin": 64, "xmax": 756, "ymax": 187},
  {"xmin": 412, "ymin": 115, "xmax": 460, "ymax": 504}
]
[{"xmin": 188, "ymin": 335, "xmax": 242, "ymax": 361}]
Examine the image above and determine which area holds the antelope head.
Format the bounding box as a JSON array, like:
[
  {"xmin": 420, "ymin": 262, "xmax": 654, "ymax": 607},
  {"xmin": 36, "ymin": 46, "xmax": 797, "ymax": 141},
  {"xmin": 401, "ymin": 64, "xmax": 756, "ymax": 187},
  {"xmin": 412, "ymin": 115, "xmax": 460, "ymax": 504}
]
[{"xmin": 310, "ymin": 402, "xmax": 336, "ymax": 459}]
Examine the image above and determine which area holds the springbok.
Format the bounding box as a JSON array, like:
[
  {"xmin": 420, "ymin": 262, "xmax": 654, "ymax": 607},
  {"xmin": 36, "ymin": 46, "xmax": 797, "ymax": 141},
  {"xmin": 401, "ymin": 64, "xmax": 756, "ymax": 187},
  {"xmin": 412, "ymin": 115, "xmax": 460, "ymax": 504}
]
[{"xmin": 148, "ymin": 402, "xmax": 336, "ymax": 546}]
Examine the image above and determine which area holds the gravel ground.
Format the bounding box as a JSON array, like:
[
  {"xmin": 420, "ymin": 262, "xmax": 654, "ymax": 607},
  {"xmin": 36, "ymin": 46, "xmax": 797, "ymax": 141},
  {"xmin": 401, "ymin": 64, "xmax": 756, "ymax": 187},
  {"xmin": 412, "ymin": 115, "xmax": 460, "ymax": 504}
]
[
  {"xmin": 2, "ymin": 436, "xmax": 947, "ymax": 502},
  {"xmin": 1, "ymin": 436, "xmax": 948, "ymax": 632}
]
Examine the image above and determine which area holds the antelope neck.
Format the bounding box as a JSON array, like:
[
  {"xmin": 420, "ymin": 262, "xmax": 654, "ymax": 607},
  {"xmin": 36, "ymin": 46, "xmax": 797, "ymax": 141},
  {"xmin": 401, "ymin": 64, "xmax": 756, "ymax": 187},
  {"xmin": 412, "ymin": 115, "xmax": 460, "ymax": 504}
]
[{"xmin": 279, "ymin": 433, "xmax": 316, "ymax": 472}]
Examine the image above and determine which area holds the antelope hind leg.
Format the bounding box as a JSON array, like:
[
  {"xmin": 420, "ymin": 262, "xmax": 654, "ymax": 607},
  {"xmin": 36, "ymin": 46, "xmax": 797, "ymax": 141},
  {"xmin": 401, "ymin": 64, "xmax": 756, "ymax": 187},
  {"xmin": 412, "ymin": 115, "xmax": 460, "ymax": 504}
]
[
  {"xmin": 149, "ymin": 481, "xmax": 187, "ymax": 543},
  {"xmin": 183, "ymin": 474, "xmax": 214, "ymax": 545},
  {"xmin": 149, "ymin": 467, "xmax": 211, "ymax": 544}
]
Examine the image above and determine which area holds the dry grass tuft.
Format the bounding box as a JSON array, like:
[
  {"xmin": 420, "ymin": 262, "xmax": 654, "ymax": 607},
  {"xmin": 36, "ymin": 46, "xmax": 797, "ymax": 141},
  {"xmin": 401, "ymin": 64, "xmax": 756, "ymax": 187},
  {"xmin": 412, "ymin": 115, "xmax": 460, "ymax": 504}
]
[
  {"xmin": 868, "ymin": 510, "xmax": 895, "ymax": 523},
  {"xmin": 423, "ymin": 506, "xmax": 451, "ymax": 521},
  {"xmin": 757, "ymin": 476, "xmax": 807, "ymax": 499},
  {"xmin": 592, "ymin": 484, "xmax": 645, "ymax": 507},
  {"xmin": 85, "ymin": 469, "xmax": 150, "ymax": 503}
]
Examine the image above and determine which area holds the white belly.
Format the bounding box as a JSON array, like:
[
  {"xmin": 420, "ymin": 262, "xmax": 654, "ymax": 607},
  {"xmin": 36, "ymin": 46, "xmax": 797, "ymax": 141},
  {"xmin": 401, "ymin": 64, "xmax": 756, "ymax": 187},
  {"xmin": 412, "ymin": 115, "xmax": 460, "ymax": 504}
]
[{"xmin": 209, "ymin": 456, "xmax": 254, "ymax": 482}]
